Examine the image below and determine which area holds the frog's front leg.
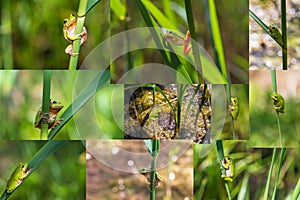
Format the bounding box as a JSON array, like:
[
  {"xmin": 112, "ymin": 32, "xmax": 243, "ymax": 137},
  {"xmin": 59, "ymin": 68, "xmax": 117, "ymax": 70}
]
[
  {"xmin": 183, "ymin": 31, "xmax": 192, "ymax": 55},
  {"xmin": 50, "ymin": 117, "xmax": 64, "ymax": 129},
  {"xmin": 65, "ymin": 27, "xmax": 87, "ymax": 56},
  {"xmin": 80, "ymin": 27, "xmax": 87, "ymax": 45},
  {"xmin": 65, "ymin": 44, "xmax": 77, "ymax": 56}
]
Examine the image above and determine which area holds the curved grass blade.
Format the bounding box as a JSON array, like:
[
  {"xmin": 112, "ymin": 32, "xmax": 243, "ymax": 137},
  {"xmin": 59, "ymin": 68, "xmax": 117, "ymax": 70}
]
[
  {"xmin": 86, "ymin": 0, "xmax": 101, "ymax": 14},
  {"xmin": 48, "ymin": 70, "xmax": 109, "ymax": 139},
  {"xmin": 203, "ymin": 0, "xmax": 229, "ymax": 82},
  {"xmin": 40, "ymin": 71, "xmax": 52, "ymax": 139},
  {"xmin": 185, "ymin": 0, "xmax": 202, "ymax": 82},
  {"xmin": 141, "ymin": 0, "xmax": 177, "ymax": 30},
  {"xmin": 135, "ymin": 0, "xmax": 193, "ymax": 83},
  {"xmin": 111, "ymin": 0, "xmax": 126, "ymax": 20}
]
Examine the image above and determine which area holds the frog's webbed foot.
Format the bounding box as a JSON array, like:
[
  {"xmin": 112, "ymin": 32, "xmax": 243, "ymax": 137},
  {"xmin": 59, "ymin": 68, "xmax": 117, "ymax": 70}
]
[
  {"xmin": 49, "ymin": 118, "xmax": 64, "ymax": 129},
  {"xmin": 65, "ymin": 44, "xmax": 79, "ymax": 56}
]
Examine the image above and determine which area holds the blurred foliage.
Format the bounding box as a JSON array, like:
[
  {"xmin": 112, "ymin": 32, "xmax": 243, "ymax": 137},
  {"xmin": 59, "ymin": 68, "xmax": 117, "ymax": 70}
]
[
  {"xmin": 0, "ymin": 71, "xmax": 123, "ymax": 139},
  {"xmin": 249, "ymin": 84, "xmax": 300, "ymax": 147},
  {"xmin": 0, "ymin": 141, "xmax": 85, "ymax": 199},
  {"xmin": 0, "ymin": 0, "xmax": 109, "ymax": 69},
  {"xmin": 110, "ymin": 0, "xmax": 248, "ymax": 83},
  {"xmin": 194, "ymin": 141, "xmax": 300, "ymax": 199}
]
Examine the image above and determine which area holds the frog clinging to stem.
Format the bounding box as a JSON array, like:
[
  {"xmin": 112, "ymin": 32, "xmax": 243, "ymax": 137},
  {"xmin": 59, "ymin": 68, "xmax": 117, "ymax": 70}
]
[
  {"xmin": 6, "ymin": 162, "xmax": 32, "ymax": 193},
  {"xmin": 267, "ymin": 24, "xmax": 283, "ymax": 47},
  {"xmin": 163, "ymin": 30, "xmax": 192, "ymax": 55},
  {"xmin": 221, "ymin": 156, "xmax": 234, "ymax": 182},
  {"xmin": 63, "ymin": 14, "xmax": 87, "ymax": 56},
  {"xmin": 139, "ymin": 168, "xmax": 162, "ymax": 189},
  {"xmin": 228, "ymin": 97, "xmax": 239, "ymax": 121},
  {"xmin": 271, "ymin": 92, "xmax": 285, "ymax": 113},
  {"xmin": 34, "ymin": 100, "xmax": 64, "ymax": 129}
]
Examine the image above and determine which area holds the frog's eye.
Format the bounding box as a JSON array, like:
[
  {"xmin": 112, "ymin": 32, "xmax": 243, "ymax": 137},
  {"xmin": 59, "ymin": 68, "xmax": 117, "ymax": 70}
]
[
  {"xmin": 64, "ymin": 19, "xmax": 67, "ymax": 23},
  {"xmin": 53, "ymin": 101, "xmax": 57, "ymax": 104},
  {"xmin": 71, "ymin": 13, "xmax": 75, "ymax": 17}
]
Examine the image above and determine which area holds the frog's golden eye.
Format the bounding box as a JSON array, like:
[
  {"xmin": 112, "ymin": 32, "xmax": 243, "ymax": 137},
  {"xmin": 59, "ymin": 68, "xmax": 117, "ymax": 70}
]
[{"xmin": 71, "ymin": 13, "xmax": 75, "ymax": 17}]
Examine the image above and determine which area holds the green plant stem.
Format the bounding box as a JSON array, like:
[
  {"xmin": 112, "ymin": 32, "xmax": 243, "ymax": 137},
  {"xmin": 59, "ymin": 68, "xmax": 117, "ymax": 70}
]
[
  {"xmin": 1, "ymin": 0, "xmax": 13, "ymax": 69},
  {"xmin": 271, "ymin": 148, "xmax": 286, "ymax": 200},
  {"xmin": 68, "ymin": 0, "xmax": 88, "ymax": 69},
  {"xmin": 271, "ymin": 70, "xmax": 277, "ymax": 92},
  {"xmin": 226, "ymin": 85, "xmax": 231, "ymax": 104},
  {"xmin": 264, "ymin": 148, "xmax": 276, "ymax": 200},
  {"xmin": 225, "ymin": 183, "xmax": 232, "ymax": 200},
  {"xmin": 124, "ymin": 1, "xmax": 132, "ymax": 72},
  {"xmin": 150, "ymin": 140, "xmax": 160, "ymax": 200},
  {"xmin": 216, "ymin": 140, "xmax": 232, "ymax": 199},
  {"xmin": 203, "ymin": 0, "xmax": 229, "ymax": 82},
  {"xmin": 216, "ymin": 140, "xmax": 225, "ymax": 176},
  {"xmin": 226, "ymin": 85, "xmax": 236, "ymax": 139},
  {"xmin": 41, "ymin": 71, "xmax": 52, "ymax": 140},
  {"xmin": 291, "ymin": 177, "xmax": 300, "ymax": 200},
  {"xmin": 276, "ymin": 113, "xmax": 282, "ymax": 147},
  {"xmin": 249, "ymin": 10, "xmax": 269, "ymax": 33},
  {"xmin": 281, "ymin": 0, "xmax": 287, "ymax": 70},
  {"xmin": 184, "ymin": 0, "xmax": 203, "ymax": 83},
  {"xmin": 270, "ymin": 70, "xmax": 282, "ymax": 146},
  {"xmin": 231, "ymin": 121, "xmax": 236, "ymax": 140}
]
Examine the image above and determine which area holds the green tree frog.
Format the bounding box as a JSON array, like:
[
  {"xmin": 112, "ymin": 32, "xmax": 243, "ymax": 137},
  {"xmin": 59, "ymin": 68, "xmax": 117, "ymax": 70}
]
[
  {"xmin": 34, "ymin": 100, "xmax": 64, "ymax": 129},
  {"xmin": 139, "ymin": 168, "xmax": 162, "ymax": 188},
  {"xmin": 63, "ymin": 14, "xmax": 87, "ymax": 56},
  {"xmin": 228, "ymin": 97, "xmax": 239, "ymax": 121},
  {"xmin": 6, "ymin": 162, "xmax": 32, "ymax": 193},
  {"xmin": 267, "ymin": 24, "xmax": 283, "ymax": 46},
  {"xmin": 163, "ymin": 30, "xmax": 191, "ymax": 55},
  {"xmin": 221, "ymin": 156, "xmax": 234, "ymax": 182},
  {"xmin": 271, "ymin": 92, "xmax": 285, "ymax": 113}
]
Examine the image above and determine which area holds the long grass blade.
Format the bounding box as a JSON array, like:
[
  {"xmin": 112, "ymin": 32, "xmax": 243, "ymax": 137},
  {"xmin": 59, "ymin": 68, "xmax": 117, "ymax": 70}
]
[{"xmin": 48, "ymin": 70, "xmax": 109, "ymax": 139}]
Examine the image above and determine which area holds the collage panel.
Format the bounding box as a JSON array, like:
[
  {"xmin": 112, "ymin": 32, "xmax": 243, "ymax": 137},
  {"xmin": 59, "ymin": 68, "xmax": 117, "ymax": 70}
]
[
  {"xmin": 249, "ymin": 0, "xmax": 300, "ymax": 70},
  {"xmin": 110, "ymin": 0, "xmax": 248, "ymax": 84},
  {"xmin": 249, "ymin": 70, "xmax": 300, "ymax": 148},
  {"xmin": 0, "ymin": 70, "xmax": 123, "ymax": 140},
  {"xmin": 212, "ymin": 84, "xmax": 249, "ymax": 140},
  {"xmin": 0, "ymin": 140, "xmax": 85, "ymax": 199},
  {"xmin": 194, "ymin": 140, "xmax": 300, "ymax": 199},
  {"xmin": 86, "ymin": 140, "xmax": 193, "ymax": 200},
  {"xmin": 124, "ymin": 84, "xmax": 211, "ymax": 143},
  {"xmin": 0, "ymin": 1, "xmax": 109, "ymax": 69}
]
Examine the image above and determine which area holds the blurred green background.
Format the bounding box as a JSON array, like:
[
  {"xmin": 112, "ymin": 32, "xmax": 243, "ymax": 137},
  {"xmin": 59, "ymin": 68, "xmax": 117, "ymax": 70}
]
[
  {"xmin": 0, "ymin": 70, "xmax": 123, "ymax": 139},
  {"xmin": 0, "ymin": 141, "xmax": 85, "ymax": 199},
  {"xmin": 0, "ymin": 0, "xmax": 109, "ymax": 69},
  {"xmin": 249, "ymin": 71, "xmax": 300, "ymax": 147},
  {"xmin": 194, "ymin": 141, "xmax": 300, "ymax": 199}
]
